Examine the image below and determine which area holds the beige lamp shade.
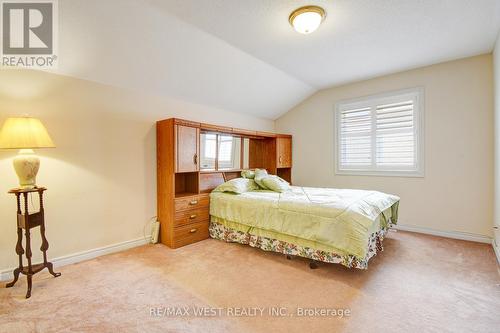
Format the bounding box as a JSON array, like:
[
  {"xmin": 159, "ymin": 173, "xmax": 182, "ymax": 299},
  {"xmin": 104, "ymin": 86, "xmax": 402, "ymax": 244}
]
[{"xmin": 0, "ymin": 117, "xmax": 55, "ymax": 149}]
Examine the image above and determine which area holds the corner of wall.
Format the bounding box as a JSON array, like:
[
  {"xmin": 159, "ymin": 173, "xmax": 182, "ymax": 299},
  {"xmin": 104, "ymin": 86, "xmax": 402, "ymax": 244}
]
[{"xmin": 493, "ymin": 28, "xmax": 500, "ymax": 264}]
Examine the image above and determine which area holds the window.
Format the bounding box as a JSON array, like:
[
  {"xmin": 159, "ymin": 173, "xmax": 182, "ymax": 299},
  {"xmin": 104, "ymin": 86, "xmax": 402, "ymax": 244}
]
[{"xmin": 335, "ymin": 88, "xmax": 424, "ymax": 177}]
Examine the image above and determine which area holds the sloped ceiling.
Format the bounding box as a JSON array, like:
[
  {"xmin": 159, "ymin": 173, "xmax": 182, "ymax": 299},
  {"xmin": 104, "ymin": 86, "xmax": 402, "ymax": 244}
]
[
  {"xmin": 54, "ymin": 0, "xmax": 314, "ymax": 120},
  {"xmin": 54, "ymin": 0, "xmax": 500, "ymax": 120}
]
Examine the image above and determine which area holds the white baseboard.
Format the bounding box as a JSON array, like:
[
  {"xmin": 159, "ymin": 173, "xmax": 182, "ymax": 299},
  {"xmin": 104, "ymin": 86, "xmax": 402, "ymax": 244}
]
[
  {"xmin": 1, "ymin": 237, "xmax": 150, "ymax": 282},
  {"xmin": 493, "ymin": 238, "xmax": 500, "ymax": 265},
  {"xmin": 2, "ymin": 226, "xmax": 496, "ymax": 281},
  {"xmin": 393, "ymin": 224, "xmax": 492, "ymax": 244}
]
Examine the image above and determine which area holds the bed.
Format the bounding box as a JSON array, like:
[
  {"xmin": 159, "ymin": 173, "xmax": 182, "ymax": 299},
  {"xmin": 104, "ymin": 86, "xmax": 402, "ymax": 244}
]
[{"xmin": 209, "ymin": 185, "xmax": 400, "ymax": 269}]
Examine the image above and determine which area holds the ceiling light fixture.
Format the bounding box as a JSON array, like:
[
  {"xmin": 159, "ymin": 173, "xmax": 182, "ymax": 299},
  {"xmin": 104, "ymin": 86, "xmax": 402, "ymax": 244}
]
[{"xmin": 289, "ymin": 6, "xmax": 326, "ymax": 34}]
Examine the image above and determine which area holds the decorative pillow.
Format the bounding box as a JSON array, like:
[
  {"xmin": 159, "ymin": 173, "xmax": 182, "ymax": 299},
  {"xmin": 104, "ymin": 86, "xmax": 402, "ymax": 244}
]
[
  {"xmin": 253, "ymin": 169, "xmax": 269, "ymax": 189},
  {"xmin": 262, "ymin": 175, "xmax": 290, "ymax": 193},
  {"xmin": 212, "ymin": 178, "xmax": 259, "ymax": 194},
  {"xmin": 241, "ymin": 169, "xmax": 255, "ymax": 179}
]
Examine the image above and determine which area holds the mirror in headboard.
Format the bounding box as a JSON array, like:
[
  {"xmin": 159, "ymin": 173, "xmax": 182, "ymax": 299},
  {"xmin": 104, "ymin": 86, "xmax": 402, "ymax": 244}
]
[
  {"xmin": 200, "ymin": 132, "xmax": 250, "ymax": 171},
  {"xmin": 218, "ymin": 135, "xmax": 241, "ymax": 170},
  {"xmin": 200, "ymin": 133, "xmax": 216, "ymax": 170}
]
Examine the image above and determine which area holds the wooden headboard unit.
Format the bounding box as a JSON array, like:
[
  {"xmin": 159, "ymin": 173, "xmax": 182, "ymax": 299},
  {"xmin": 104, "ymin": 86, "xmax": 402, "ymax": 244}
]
[{"xmin": 156, "ymin": 118, "xmax": 292, "ymax": 248}]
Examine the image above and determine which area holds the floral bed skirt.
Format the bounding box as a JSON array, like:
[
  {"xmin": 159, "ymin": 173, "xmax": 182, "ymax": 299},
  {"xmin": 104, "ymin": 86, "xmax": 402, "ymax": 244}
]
[{"xmin": 209, "ymin": 220, "xmax": 393, "ymax": 269}]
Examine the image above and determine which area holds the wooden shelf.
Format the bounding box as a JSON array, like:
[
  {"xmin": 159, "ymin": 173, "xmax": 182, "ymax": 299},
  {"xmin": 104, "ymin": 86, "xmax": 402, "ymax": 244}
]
[
  {"xmin": 175, "ymin": 172, "xmax": 198, "ymax": 197},
  {"xmin": 277, "ymin": 167, "xmax": 292, "ymax": 183}
]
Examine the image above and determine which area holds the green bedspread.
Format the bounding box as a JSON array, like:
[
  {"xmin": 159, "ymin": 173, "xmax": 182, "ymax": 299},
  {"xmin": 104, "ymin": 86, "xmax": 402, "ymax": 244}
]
[{"xmin": 210, "ymin": 186, "xmax": 400, "ymax": 259}]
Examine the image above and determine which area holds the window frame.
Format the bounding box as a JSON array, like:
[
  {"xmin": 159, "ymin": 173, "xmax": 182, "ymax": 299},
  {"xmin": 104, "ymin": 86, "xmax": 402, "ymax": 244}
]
[{"xmin": 334, "ymin": 87, "xmax": 425, "ymax": 177}]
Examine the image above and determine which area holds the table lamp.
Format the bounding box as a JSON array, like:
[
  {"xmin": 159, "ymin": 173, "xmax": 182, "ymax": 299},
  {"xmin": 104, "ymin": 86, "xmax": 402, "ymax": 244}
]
[{"xmin": 0, "ymin": 117, "xmax": 55, "ymax": 189}]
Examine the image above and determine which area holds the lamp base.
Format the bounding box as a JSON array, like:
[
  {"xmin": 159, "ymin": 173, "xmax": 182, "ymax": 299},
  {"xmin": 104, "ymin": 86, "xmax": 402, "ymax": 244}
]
[{"xmin": 13, "ymin": 149, "xmax": 40, "ymax": 189}]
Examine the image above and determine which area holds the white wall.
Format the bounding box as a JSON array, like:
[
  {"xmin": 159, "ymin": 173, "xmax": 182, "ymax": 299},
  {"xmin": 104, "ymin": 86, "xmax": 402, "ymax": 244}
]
[
  {"xmin": 0, "ymin": 69, "xmax": 274, "ymax": 274},
  {"xmin": 276, "ymin": 55, "xmax": 494, "ymax": 238},
  {"xmin": 494, "ymin": 33, "xmax": 500, "ymax": 256}
]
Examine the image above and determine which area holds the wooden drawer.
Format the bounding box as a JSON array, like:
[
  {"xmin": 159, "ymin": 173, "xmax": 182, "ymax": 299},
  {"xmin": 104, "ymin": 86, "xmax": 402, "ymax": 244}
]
[
  {"xmin": 174, "ymin": 207, "xmax": 209, "ymax": 227},
  {"xmin": 173, "ymin": 221, "xmax": 209, "ymax": 247},
  {"xmin": 174, "ymin": 195, "xmax": 209, "ymax": 211}
]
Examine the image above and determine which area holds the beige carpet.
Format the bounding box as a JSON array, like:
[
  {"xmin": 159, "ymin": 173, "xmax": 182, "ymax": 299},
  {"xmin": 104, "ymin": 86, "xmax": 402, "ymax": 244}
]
[{"xmin": 1, "ymin": 230, "xmax": 499, "ymax": 333}]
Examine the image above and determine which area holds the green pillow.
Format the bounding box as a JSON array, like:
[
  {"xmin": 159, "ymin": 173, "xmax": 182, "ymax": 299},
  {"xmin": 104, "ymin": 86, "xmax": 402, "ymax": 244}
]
[
  {"xmin": 254, "ymin": 169, "xmax": 269, "ymax": 189},
  {"xmin": 241, "ymin": 169, "xmax": 255, "ymax": 179},
  {"xmin": 262, "ymin": 175, "xmax": 290, "ymax": 193},
  {"xmin": 213, "ymin": 178, "xmax": 259, "ymax": 194}
]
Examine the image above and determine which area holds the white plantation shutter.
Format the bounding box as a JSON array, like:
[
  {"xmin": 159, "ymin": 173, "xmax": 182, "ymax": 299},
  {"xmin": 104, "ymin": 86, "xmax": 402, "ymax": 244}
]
[
  {"xmin": 376, "ymin": 101, "xmax": 415, "ymax": 167},
  {"xmin": 339, "ymin": 107, "xmax": 372, "ymax": 166},
  {"xmin": 336, "ymin": 89, "xmax": 423, "ymax": 176}
]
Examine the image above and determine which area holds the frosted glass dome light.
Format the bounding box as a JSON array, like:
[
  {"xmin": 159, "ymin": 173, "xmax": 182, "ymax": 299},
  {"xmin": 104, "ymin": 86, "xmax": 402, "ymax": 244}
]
[{"xmin": 289, "ymin": 6, "xmax": 326, "ymax": 34}]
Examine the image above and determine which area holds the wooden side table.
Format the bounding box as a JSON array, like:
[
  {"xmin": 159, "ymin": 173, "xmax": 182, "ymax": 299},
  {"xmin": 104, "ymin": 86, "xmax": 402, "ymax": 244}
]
[{"xmin": 5, "ymin": 187, "xmax": 60, "ymax": 298}]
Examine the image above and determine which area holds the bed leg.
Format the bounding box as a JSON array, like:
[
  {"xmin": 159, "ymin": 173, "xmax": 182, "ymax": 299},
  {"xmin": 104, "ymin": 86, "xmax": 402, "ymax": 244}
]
[
  {"xmin": 309, "ymin": 260, "xmax": 319, "ymax": 269},
  {"xmin": 286, "ymin": 255, "xmax": 292, "ymax": 260}
]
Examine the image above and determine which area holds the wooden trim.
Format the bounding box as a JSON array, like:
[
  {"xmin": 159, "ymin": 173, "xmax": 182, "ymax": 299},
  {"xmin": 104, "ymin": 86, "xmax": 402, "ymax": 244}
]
[
  {"xmin": 256, "ymin": 131, "xmax": 277, "ymax": 138},
  {"xmin": 174, "ymin": 118, "xmax": 201, "ymax": 128},
  {"xmin": 156, "ymin": 119, "xmax": 176, "ymax": 247},
  {"xmin": 232, "ymin": 128, "xmax": 257, "ymax": 136},
  {"xmin": 200, "ymin": 123, "xmax": 233, "ymax": 133},
  {"xmin": 164, "ymin": 118, "xmax": 293, "ymax": 138}
]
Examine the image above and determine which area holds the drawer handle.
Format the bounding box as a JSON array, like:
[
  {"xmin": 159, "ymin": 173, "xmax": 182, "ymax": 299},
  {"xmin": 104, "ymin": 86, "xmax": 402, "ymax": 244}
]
[
  {"xmin": 189, "ymin": 200, "xmax": 198, "ymax": 205},
  {"xmin": 189, "ymin": 214, "xmax": 197, "ymax": 219},
  {"xmin": 190, "ymin": 228, "xmax": 197, "ymax": 233}
]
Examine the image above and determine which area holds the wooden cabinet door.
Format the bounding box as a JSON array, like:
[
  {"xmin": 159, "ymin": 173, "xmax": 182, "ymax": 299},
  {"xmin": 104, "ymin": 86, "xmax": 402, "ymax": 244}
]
[
  {"xmin": 276, "ymin": 137, "xmax": 292, "ymax": 168},
  {"xmin": 175, "ymin": 125, "xmax": 199, "ymax": 172}
]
